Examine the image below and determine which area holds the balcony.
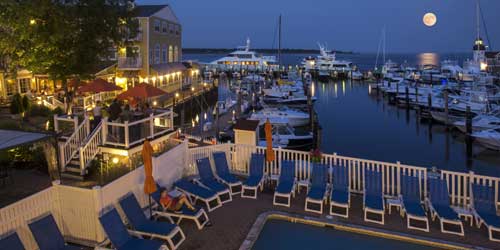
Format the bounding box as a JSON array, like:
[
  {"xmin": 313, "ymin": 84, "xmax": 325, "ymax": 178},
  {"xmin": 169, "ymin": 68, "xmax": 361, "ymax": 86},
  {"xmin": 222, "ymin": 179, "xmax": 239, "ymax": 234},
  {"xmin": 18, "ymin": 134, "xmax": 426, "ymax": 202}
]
[{"xmin": 118, "ymin": 56, "xmax": 142, "ymax": 70}]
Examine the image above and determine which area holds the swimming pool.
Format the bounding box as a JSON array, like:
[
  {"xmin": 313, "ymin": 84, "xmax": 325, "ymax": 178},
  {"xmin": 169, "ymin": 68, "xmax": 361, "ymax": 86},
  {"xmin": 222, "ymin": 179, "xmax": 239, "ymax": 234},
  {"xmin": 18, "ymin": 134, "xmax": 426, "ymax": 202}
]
[{"xmin": 252, "ymin": 219, "xmax": 438, "ymax": 250}]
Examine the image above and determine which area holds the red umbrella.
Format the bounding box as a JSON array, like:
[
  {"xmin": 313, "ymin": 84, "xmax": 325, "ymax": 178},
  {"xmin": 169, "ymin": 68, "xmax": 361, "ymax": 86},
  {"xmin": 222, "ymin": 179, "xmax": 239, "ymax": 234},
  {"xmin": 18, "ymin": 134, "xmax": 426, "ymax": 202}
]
[
  {"xmin": 117, "ymin": 83, "xmax": 167, "ymax": 101},
  {"xmin": 78, "ymin": 78, "xmax": 122, "ymax": 93}
]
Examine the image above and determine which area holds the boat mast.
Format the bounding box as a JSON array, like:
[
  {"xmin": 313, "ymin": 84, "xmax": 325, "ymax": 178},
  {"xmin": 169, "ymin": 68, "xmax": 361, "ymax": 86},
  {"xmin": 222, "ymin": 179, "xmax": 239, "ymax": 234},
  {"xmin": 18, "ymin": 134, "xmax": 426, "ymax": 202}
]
[
  {"xmin": 278, "ymin": 14, "xmax": 282, "ymax": 68},
  {"xmin": 476, "ymin": 0, "xmax": 480, "ymax": 41}
]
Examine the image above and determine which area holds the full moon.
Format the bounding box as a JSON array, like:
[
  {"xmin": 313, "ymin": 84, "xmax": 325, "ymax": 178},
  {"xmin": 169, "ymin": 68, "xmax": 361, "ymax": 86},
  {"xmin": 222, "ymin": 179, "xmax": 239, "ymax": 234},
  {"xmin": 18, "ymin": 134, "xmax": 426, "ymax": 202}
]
[{"xmin": 423, "ymin": 13, "xmax": 437, "ymax": 27}]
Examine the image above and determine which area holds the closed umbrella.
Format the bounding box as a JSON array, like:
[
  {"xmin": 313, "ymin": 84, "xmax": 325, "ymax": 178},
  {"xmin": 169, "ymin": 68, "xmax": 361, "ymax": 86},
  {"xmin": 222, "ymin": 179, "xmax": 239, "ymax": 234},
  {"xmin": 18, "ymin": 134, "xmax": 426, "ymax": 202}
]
[
  {"xmin": 265, "ymin": 119, "xmax": 275, "ymax": 162},
  {"xmin": 142, "ymin": 139, "xmax": 157, "ymax": 216}
]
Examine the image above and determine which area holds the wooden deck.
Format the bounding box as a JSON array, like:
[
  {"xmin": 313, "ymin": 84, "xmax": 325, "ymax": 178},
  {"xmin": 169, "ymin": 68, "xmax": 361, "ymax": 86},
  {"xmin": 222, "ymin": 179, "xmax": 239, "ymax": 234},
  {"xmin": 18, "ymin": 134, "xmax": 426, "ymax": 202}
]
[{"xmin": 176, "ymin": 184, "xmax": 498, "ymax": 250}]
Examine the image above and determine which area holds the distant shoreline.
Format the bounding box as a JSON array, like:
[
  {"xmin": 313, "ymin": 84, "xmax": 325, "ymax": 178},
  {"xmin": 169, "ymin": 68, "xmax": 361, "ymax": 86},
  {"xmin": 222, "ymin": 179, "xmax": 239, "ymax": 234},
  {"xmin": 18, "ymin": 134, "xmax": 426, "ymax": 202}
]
[{"xmin": 182, "ymin": 48, "xmax": 354, "ymax": 54}]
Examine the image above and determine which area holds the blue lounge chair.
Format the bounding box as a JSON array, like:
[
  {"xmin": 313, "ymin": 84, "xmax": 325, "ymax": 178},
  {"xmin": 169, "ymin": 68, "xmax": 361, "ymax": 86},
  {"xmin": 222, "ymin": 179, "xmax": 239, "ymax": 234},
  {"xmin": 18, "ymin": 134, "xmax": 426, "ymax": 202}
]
[
  {"xmin": 426, "ymin": 178, "xmax": 464, "ymax": 236},
  {"xmin": 305, "ymin": 163, "xmax": 328, "ymax": 214},
  {"xmin": 212, "ymin": 151, "xmax": 242, "ymax": 195},
  {"xmin": 28, "ymin": 214, "xmax": 82, "ymax": 250},
  {"xmin": 99, "ymin": 207, "xmax": 166, "ymax": 250},
  {"xmin": 472, "ymin": 184, "xmax": 500, "ymax": 242},
  {"xmin": 273, "ymin": 160, "xmax": 297, "ymax": 207},
  {"xmin": 241, "ymin": 153, "xmax": 266, "ymax": 199},
  {"xmin": 174, "ymin": 179, "xmax": 221, "ymax": 212},
  {"xmin": 0, "ymin": 231, "xmax": 24, "ymax": 250},
  {"xmin": 195, "ymin": 157, "xmax": 232, "ymax": 203},
  {"xmin": 400, "ymin": 175, "xmax": 429, "ymax": 232},
  {"xmin": 118, "ymin": 193, "xmax": 185, "ymax": 250},
  {"xmin": 151, "ymin": 186, "xmax": 210, "ymax": 230},
  {"xmin": 363, "ymin": 170, "xmax": 385, "ymax": 225},
  {"xmin": 330, "ymin": 166, "xmax": 350, "ymax": 218}
]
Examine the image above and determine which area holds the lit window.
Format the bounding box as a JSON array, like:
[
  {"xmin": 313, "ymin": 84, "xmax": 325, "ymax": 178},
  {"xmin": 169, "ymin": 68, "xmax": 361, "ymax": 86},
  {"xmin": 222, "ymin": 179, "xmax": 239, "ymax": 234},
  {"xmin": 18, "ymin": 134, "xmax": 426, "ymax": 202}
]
[
  {"xmin": 168, "ymin": 45, "xmax": 173, "ymax": 62},
  {"xmin": 19, "ymin": 78, "xmax": 30, "ymax": 93}
]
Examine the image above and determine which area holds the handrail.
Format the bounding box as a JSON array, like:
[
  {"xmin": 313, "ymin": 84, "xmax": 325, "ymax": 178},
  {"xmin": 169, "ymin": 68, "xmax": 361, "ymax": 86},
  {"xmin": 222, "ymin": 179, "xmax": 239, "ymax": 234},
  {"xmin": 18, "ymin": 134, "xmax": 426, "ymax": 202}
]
[
  {"xmin": 79, "ymin": 122, "xmax": 103, "ymax": 174},
  {"xmin": 61, "ymin": 117, "xmax": 89, "ymax": 168}
]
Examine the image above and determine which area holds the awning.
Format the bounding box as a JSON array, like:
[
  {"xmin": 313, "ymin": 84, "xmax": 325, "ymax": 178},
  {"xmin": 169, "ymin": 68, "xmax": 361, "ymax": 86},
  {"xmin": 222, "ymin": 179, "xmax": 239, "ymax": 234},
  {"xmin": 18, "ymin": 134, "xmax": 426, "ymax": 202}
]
[
  {"xmin": 0, "ymin": 130, "xmax": 51, "ymax": 151},
  {"xmin": 151, "ymin": 62, "xmax": 187, "ymax": 75}
]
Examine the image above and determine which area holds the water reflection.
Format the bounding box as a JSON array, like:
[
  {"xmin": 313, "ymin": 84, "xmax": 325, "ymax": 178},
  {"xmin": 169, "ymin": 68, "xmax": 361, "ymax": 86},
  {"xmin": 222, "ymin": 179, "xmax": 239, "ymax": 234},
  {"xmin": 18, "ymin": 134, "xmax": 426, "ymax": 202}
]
[
  {"xmin": 315, "ymin": 79, "xmax": 500, "ymax": 177},
  {"xmin": 417, "ymin": 53, "xmax": 440, "ymax": 67}
]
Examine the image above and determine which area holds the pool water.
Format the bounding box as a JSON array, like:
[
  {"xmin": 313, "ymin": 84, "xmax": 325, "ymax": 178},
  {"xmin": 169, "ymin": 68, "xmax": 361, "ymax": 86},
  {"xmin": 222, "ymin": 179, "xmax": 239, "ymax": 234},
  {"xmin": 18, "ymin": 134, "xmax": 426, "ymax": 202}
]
[{"xmin": 252, "ymin": 219, "xmax": 438, "ymax": 250}]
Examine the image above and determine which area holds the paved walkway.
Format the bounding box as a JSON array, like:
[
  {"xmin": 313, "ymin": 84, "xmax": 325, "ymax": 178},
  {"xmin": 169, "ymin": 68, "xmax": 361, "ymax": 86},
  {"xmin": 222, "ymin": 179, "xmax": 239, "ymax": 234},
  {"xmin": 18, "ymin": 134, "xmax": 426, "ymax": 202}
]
[{"xmin": 176, "ymin": 184, "xmax": 497, "ymax": 250}]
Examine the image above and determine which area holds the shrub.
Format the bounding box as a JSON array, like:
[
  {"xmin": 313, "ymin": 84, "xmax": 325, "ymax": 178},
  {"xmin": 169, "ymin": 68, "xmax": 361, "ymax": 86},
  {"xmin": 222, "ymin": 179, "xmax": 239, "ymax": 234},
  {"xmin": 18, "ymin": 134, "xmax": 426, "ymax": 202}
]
[
  {"xmin": 29, "ymin": 104, "xmax": 52, "ymax": 117},
  {"xmin": 22, "ymin": 95, "xmax": 31, "ymax": 114},
  {"xmin": 53, "ymin": 106, "xmax": 64, "ymax": 115},
  {"xmin": 10, "ymin": 93, "xmax": 23, "ymax": 115}
]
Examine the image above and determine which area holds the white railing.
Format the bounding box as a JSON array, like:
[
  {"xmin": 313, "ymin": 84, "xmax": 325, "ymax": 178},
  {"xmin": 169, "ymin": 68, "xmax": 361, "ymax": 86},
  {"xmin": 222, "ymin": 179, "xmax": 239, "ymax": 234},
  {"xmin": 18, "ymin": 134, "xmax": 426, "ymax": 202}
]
[
  {"xmin": 60, "ymin": 117, "xmax": 90, "ymax": 169},
  {"xmin": 79, "ymin": 122, "xmax": 103, "ymax": 174},
  {"xmin": 103, "ymin": 109, "xmax": 174, "ymax": 148},
  {"xmin": 75, "ymin": 91, "xmax": 119, "ymax": 111},
  {"xmin": 187, "ymin": 143, "xmax": 499, "ymax": 207}
]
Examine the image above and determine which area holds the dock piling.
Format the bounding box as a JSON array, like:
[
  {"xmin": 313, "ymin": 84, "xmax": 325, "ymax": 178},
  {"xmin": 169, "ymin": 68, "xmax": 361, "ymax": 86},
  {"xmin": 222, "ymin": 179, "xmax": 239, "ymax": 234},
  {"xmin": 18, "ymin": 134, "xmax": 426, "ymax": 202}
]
[
  {"xmin": 444, "ymin": 91, "xmax": 449, "ymax": 126},
  {"xmin": 405, "ymin": 87, "xmax": 409, "ymax": 108}
]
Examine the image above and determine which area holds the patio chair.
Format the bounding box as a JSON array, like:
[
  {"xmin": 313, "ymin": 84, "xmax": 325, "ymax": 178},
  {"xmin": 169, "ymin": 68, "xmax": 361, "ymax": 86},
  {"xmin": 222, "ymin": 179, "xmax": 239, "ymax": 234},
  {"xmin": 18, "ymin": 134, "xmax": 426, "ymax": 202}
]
[
  {"xmin": 400, "ymin": 175, "xmax": 429, "ymax": 232},
  {"xmin": 330, "ymin": 165, "xmax": 350, "ymax": 218},
  {"xmin": 426, "ymin": 178, "xmax": 464, "ymax": 236},
  {"xmin": 0, "ymin": 231, "xmax": 24, "ymax": 250},
  {"xmin": 174, "ymin": 179, "xmax": 221, "ymax": 212},
  {"xmin": 118, "ymin": 193, "xmax": 185, "ymax": 250},
  {"xmin": 212, "ymin": 151, "xmax": 242, "ymax": 195},
  {"xmin": 241, "ymin": 153, "xmax": 266, "ymax": 199},
  {"xmin": 471, "ymin": 184, "xmax": 500, "ymax": 242},
  {"xmin": 363, "ymin": 170, "xmax": 385, "ymax": 225},
  {"xmin": 273, "ymin": 160, "xmax": 297, "ymax": 207},
  {"xmin": 195, "ymin": 157, "xmax": 232, "ymax": 203},
  {"xmin": 151, "ymin": 186, "xmax": 210, "ymax": 230},
  {"xmin": 98, "ymin": 207, "xmax": 166, "ymax": 250},
  {"xmin": 305, "ymin": 163, "xmax": 328, "ymax": 214},
  {"xmin": 28, "ymin": 213, "xmax": 82, "ymax": 250}
]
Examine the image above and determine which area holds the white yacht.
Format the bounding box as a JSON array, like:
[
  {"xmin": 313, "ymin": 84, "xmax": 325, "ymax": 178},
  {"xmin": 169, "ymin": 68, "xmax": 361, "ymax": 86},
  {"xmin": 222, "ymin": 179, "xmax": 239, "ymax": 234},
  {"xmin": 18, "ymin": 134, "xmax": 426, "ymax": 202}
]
[
  {"xmin": 257, "ymin": 122, "xmax": 313, "ymax": 150},
  {"xmin": 208, "ymin": 38, "xmax": 278, "ymax": 71},
  {"xmin": 302, "ymin": 43, "xmax": 353, "ymax": 77},
  {"xmin": 453, "ymin": 108, "xmax": 500, "ymax": 133},
  {"xmin": 472, "ymin": 127, "xmax": 500, "ymax": 151},
  {"xmin": 250, "ymin": 106, "xmax": 309, "ymax": 127}
]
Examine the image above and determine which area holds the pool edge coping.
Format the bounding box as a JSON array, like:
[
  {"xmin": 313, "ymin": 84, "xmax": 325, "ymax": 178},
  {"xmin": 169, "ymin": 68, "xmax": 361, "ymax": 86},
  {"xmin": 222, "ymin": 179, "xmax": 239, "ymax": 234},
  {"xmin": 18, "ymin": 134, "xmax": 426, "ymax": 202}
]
[{"xmin": 238, "ymin": 211, "xmax": 490, "ymax": 250}]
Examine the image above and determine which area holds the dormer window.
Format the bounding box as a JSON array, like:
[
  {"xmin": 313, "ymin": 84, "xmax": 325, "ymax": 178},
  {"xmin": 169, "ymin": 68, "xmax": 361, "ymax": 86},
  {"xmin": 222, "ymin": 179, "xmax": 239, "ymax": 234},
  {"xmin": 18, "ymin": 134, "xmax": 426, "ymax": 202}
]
[{"xmin": 154, "ymin": 20, "xmax": 161, "ymax": 32}]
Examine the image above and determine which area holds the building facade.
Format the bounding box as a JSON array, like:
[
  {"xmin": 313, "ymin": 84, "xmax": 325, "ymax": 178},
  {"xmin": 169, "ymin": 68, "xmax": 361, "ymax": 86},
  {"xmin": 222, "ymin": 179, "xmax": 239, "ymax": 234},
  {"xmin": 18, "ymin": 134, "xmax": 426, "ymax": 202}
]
[{"xmin": 485, "ymin": 51, "xmax": 500, "ymax": 74}]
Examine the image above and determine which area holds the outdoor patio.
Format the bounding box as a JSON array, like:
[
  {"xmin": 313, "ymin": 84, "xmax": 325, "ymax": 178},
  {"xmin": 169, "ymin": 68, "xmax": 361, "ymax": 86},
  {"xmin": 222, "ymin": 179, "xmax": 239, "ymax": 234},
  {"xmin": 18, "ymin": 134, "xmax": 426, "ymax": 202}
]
[{"xmin": 175, "ymin": 184, "xmax": 498, "ymax": 250}]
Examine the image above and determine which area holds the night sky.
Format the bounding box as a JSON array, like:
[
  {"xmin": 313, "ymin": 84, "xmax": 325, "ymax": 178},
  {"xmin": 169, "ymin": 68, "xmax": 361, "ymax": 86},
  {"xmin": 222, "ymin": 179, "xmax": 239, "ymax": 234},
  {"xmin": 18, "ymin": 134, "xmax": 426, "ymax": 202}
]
[{"xmin": 138, "ymin": 0, "xmax": 500, "ymax": 53}]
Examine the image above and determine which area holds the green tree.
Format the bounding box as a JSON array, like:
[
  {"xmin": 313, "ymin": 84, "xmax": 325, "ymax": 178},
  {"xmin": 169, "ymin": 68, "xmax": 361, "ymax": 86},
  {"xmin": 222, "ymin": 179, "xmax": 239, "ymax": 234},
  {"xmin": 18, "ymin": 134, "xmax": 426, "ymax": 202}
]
[
  {"xmin": 0, "ymin": 0, "xmax": 138, "ymax": 108},
  {"xmin": 9, "ymin": 93, "xmax": 23, "ymax": 115}
]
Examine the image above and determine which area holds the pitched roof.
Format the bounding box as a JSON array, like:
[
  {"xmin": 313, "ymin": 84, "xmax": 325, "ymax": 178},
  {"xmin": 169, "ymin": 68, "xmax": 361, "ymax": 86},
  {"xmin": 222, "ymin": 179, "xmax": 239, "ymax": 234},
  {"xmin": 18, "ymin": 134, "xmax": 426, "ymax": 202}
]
[
  {"xmin": 234, "ymin": 119, "xmax": 260, "ymax": 131},
  {"xmin": 0, "ymin": 130, "xmax": 51, "ymax": 150},
  {"xmin": 134, "ymin": 5, "xmax": 168, "ymax": 17}
]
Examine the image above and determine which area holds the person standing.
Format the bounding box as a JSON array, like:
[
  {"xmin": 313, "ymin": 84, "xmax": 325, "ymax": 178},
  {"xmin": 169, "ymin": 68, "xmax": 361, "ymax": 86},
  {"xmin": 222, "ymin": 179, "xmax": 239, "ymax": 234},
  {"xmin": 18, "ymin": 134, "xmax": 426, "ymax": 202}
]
[
  {"xmin": 108, "ymin": 99, "xmax": 122, "ymax": 142},
  {"xmin": 92, "ymin": 101, "xmax": 102, "ymax": 130}
]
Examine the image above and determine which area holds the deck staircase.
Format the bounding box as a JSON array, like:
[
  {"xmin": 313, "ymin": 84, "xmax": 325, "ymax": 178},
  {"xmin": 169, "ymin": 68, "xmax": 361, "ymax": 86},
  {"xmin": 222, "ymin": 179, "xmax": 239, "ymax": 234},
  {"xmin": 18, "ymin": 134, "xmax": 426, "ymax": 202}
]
[{"xmin": 60, "ymin": 117, "xmax": 103, "ymax": 180}]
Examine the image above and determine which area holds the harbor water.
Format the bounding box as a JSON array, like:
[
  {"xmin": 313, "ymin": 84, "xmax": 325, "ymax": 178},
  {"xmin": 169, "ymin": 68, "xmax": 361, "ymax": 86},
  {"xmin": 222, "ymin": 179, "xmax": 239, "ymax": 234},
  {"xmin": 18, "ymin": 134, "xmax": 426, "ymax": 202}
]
[{"xmin": 184, "ymin": 53, "xmax": 500, "ymax": 177}]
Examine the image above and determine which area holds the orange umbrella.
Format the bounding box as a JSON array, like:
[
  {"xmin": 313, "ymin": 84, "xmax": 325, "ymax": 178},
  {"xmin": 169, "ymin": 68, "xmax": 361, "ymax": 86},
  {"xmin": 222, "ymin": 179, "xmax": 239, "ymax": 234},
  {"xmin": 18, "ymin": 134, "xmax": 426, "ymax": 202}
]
[
  {"xmin": 265, "ymin": 119, "xmax": 275, "ymax": 162},
  {"xmin": 78, "ymin": 78, "xmax": 122, "ymax": 93},
  {"xmin": 142, "ymin": 139, "xmax": 157, "ymax": 195}
]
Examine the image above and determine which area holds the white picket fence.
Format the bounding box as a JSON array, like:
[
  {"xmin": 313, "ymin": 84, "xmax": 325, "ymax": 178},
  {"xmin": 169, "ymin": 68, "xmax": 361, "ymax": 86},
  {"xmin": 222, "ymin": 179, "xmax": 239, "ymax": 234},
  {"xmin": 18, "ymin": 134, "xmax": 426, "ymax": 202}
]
[
  {"xmin": 187, "ymin": 143, "xmax": 499, "ymax": 207},
  {"xmin": 0, "ymin": 141, "xmax": 188, "ymax": 250},
  {"xmin": 2, "ymin": 141, "xmax": 498, "ymax": 250}
]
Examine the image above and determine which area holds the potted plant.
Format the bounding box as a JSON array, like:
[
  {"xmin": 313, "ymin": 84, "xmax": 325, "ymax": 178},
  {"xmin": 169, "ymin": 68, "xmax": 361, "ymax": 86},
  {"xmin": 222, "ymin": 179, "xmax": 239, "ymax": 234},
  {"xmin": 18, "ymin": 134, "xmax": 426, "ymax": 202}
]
[{"xmin": 310, "ymin": 148, "xmax": 322, "ymax": 163}]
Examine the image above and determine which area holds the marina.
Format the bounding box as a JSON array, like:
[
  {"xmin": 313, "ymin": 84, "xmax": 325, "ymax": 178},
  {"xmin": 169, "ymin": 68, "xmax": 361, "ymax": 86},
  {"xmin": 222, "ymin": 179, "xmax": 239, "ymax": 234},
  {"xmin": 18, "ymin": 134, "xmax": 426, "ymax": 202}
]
[{"xmin": 0, "ymin": 1, "xmax": 500, "ymax": 250}]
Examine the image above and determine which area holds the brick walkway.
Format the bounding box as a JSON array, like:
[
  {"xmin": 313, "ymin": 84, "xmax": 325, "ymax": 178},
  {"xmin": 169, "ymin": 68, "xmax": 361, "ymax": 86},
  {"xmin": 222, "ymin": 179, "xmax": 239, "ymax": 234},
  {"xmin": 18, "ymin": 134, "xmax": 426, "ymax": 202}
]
[{"xmin": 176, "ymin": 184, "xmax": 498, "ymax": 250}]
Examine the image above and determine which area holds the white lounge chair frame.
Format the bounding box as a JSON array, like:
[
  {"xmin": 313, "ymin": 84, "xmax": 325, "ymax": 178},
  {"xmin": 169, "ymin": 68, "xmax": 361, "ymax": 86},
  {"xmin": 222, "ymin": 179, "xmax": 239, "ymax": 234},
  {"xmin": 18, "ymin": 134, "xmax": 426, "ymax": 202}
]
[
  {"xmin": 425, "ymin": 199, "xmax": 464, "ymax": 236},
  {"xmin": 241, "ymin": 175, "xmax": 267, "ymax": 199},
  {"xmin": 304, "ymin": 183, "xmax": 329, "ymax": 214},
  {"xmin": 127, "ymin": 226, "xmax": 185, "ymax": 250},
  {"xmin": 472, "ymin": 209, "xmax": 500, "ymax": 242},
  {"xmin": 193, "ymin": 178, "xmax": 233, "ymax": 204},
  {"xmin": 329, "ymin": 191, "xmax": 350, "ymax": 218},
  {"xmin": 400, "ymin": 196, "xmax": 429, "ymax": 232},
  {"xmin": 174, "ymin": 186, "xmax": 221, "ymax": 212},
  {"xmin": 273, "ymin": 178, "xmax": 297, "ymax": 207},
  {"xmin": 151, "ymin": 203, "xmax": 210, "ymax": 230}
]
